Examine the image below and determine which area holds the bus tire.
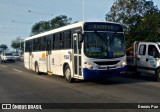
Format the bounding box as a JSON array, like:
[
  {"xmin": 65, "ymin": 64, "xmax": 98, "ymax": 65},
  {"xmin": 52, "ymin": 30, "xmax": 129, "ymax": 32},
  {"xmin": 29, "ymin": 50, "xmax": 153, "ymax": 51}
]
[
  {"xmin": 156, "ymin": 69, "xmax": 160, "ymax": 82},
  {"xmin": 35, "ymin": 62, "xmax": 40, "ymax": 75},
  {"xmin": 64, "ymin": 65, "xmax": 74, "ymax": 83}
]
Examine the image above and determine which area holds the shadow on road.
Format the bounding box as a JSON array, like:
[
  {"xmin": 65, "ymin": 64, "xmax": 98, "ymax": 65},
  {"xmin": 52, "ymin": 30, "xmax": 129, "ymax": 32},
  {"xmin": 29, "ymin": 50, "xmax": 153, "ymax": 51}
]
[
  {"xmin": 96, "ymin": 74, "xmax": 157, "ymax": 85},
  {"xmin": 73, "ymin": 73, "xmax": 157, "ymax": 85}
]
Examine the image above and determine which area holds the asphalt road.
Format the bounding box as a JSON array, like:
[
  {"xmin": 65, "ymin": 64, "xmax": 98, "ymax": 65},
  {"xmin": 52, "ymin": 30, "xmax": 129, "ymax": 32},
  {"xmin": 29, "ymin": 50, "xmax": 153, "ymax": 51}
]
[{"xmin": 0, "ymin": 61, "xmax": 160, "ymax": 112}]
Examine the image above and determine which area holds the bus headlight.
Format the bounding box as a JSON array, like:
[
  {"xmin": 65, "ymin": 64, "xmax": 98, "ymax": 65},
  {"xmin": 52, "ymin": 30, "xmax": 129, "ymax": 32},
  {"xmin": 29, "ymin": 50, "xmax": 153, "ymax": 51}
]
[
  {"xmin": 84, "ymin": 62, "xmax": 93, "ymax": 69},
  {"xmin": 122, "ymin": 60, "xmax": 127, "ymax": 66},
  {"xmin": 117, "ymin": 60, "xmax": 127, "ymax": 68}
]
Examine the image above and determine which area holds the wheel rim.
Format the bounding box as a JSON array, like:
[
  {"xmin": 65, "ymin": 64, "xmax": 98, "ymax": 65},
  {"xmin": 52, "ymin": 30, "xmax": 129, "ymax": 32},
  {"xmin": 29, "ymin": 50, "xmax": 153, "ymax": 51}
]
[{"xmin": 65, "ymin": 68, "xmax": 71, "ymax": 80}]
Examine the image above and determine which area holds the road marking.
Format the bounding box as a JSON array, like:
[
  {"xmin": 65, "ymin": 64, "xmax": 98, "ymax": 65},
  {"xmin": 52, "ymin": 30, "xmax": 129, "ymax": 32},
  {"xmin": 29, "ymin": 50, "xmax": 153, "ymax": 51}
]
[
  {"xmin": 12, "ymin": 69, "xmax": 23, "ymax": 73},
  {"xmin": 0, "ymin": 65, "xmax": 8, "ymax": 67}
]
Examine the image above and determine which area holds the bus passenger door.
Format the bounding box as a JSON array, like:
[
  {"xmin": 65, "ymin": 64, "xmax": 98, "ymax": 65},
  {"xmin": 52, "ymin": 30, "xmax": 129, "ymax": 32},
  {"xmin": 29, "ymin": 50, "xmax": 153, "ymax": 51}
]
[
  {"xmin": 73, "ymin": 33, "xmax": 82, "ymax": 77},
  {"xmin": 47, "ymin": 38, "xmax": 52, "ymax": 73}
]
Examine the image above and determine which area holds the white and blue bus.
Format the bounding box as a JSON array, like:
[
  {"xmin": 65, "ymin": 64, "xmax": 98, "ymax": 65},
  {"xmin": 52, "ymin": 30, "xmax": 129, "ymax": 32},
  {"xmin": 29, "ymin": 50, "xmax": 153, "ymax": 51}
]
[{"xmin": 24, "ymin": 21, "xmax": 126, "ymax": 82}]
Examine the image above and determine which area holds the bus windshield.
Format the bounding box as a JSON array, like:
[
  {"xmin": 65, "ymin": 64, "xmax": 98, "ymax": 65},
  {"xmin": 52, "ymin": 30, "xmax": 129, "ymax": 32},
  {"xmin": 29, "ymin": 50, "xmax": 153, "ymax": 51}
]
[{"xmin": 84, "ymin": 32, "xmax": 125, "ymax": 59}]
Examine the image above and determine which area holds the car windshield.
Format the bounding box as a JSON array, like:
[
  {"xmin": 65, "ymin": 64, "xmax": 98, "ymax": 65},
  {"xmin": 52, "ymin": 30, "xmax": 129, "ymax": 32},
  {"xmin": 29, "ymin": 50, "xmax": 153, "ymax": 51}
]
[
  {"xmin": 84, "ymin": 32, "xmax": 125, "ymax": 59},
  {"xmin": 13, "ymin": 54, "xmax": 19, "ymax": 56},
  {"xmin": 5, "ymin": 53, "xmax": 13, "ymax": 56}
]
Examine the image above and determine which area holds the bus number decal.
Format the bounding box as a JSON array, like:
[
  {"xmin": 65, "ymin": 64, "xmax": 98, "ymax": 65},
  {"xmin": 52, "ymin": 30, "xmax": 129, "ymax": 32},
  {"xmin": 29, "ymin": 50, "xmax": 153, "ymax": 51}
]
[{"xmin": 64, "ymin": 55, "xmax": 69, "ymax": 59}]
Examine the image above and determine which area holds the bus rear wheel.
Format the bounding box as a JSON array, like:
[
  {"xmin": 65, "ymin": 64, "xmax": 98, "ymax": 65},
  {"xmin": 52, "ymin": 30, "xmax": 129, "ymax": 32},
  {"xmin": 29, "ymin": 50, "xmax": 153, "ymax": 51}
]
[
  {"xmin": 35, "ymin": 62, "xmax": 40, "ymax": 75},
  {"xmin": 64, "ymin": 65, "xmax": 74, "ymax": 83}
]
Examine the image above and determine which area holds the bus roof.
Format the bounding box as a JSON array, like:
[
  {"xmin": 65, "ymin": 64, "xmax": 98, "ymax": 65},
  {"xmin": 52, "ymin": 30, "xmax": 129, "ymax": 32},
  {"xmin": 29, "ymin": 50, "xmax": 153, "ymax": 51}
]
[{"xmin": 25, "ymin": 21, "xmax": 122, "ymax": 41}]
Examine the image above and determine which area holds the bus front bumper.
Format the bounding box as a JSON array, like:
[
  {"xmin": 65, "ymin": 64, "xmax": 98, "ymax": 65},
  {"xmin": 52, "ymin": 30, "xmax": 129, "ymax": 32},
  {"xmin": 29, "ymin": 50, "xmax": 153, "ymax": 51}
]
[{"xmin": 83, "ymin": 66, "xmax": 127, "ymax": 80}]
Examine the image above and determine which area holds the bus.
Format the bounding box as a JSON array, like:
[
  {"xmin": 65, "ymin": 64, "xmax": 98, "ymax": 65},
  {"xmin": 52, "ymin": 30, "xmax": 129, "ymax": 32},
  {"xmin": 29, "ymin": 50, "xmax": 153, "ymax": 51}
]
[{"xmin": 24, "ymin": 21, "xmax": 126, "ymax": 82}]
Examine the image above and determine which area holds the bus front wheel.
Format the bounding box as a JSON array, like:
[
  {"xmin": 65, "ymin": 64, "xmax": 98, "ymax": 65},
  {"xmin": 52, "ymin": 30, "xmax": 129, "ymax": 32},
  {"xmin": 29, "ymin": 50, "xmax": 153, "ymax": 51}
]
[{"xmin": 64, "ymin": 65, "xmax": 74, "ymax": 83}]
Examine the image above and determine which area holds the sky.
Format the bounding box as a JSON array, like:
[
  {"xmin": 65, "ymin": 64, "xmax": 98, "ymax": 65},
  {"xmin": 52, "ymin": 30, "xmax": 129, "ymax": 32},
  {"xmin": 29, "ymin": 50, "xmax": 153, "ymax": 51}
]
[{"xmin": 0, "ymin": 0, "xmax": 160, "ymax": 50}]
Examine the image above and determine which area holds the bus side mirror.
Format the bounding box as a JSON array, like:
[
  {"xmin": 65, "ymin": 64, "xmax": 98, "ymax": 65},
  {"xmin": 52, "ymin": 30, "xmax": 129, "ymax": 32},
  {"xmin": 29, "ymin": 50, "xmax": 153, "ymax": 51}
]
[
  {"xmin": 78, "ymin": 34, "xmax": 83, "ymax": 49},
  {"xmin": 78, "ymin": 33, "xmax": 83, "ymax": 43}
]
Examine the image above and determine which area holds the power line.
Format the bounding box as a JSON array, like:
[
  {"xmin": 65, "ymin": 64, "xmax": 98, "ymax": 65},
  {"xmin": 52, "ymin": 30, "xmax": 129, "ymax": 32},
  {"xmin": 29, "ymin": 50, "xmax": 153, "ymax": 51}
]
[
  {"xmin": 28, "ymin": 10, "xmax": 54, "ymax": 16},
  {"xmin": 12, "ymin": 20, "xmax": 32, "ymax": 24}
]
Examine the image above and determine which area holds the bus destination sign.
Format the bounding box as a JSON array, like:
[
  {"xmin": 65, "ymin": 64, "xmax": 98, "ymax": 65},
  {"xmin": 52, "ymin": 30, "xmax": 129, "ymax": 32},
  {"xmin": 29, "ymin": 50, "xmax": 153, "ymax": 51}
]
[{"xmin": 84, "ymin": 22, "xmax": 123, "ymax": 32}]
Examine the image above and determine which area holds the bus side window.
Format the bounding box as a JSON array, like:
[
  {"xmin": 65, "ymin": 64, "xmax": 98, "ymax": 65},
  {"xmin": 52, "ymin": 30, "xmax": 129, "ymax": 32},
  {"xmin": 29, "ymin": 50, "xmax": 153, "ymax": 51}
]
[
  {"xmin": 25, "ymin": 41, "xmax": 28, "ymax": 52},
  {"xmin": 54, "ymin": 33, "xmax": 60, "ymax": 50},
  {"xmin": 29, "ymin": 40, "xmax": 33, "ymax": 52},
  {"xmin": 33, "ymin": 39, "xmax": 35, "ymax": 51},
  {"xmin": 63, "ymin": 30, "xmax": 71, "ymax": 49},
  {"xmin": 43, "ymin": 37, "xmax": 46, "ymax": 51},
  {"xmin": 53, "ymin": 35, "xmax": 55, "ymax": 50},
  {"xmin": 34, "ymin": 38, "xmax": 39, "ymax": 51},
  {"xmin": 60, "ymin": 32, "xmax": 63, "ymax": 49},
  {"xmin": 39, "ymin": 37, "xmax": 46, "ymax": 51}
]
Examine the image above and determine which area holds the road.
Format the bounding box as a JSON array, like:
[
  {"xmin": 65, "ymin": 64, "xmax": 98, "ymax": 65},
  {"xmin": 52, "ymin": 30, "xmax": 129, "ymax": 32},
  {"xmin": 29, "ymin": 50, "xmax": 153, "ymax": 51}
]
[{"xmin": 0, "ymin": 61, "xmax": 160, "ymax": 112}]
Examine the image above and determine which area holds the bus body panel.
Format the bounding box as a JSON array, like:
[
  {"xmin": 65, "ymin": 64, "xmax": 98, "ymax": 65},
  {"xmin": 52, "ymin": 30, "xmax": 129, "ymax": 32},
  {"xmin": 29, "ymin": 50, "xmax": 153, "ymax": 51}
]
[
  {"xmin": 33, "ymin": 52, "xmax": 47, "ymax": 72},
  {"xmin": 24, "ymin": 52, "xmax": 29, "ymax": 69},
  {"xmin": 51, "ymin": 49, "xmax": 73, "ymax": 76}
]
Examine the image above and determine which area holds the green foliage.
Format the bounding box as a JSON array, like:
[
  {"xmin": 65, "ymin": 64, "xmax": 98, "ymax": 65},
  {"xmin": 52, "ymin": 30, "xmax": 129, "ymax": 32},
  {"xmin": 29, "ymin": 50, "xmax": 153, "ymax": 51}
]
[
  {"xmin": 0, "ymin": 44, "xmax": 8, "ymax": 50},
  {"xmin": 31, "ymin": 15, "xmax": 72, "ymax": 35},
  {"xmin": 31, "ymin": 21, "xmax": 50, "ymax": 35},
  {"xmin": 11, "ymin": 37, "xmax": 24, "ymax": 53},
  {"xmin": 106, "ymin": 0, "xmax": 160, "ymax": 48},
  {"xmin": 50, "ymin": 15, "xmax": 72, "ymax": 29}
]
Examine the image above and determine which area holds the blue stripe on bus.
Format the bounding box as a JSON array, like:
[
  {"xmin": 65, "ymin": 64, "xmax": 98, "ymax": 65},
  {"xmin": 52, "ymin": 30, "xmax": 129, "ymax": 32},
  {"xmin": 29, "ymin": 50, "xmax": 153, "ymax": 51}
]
[{"xmin": 83, "ymin": 66, "xmax": 127, "ymax": 80}]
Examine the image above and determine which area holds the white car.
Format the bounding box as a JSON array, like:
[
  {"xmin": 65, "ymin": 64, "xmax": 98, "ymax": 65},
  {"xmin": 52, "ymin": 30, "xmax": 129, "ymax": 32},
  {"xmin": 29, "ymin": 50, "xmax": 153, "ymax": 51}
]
[
  {"xmin": 12, "ymin": 53, "xmax": 21, "ymax": 61},
  {"xmin": 1, "ymin": 53, "xmax": 15, "ymax": 62}
]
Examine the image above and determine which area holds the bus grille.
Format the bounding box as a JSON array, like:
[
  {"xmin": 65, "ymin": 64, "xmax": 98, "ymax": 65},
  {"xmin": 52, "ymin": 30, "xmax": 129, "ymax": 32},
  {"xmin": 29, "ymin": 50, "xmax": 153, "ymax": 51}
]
[
  {"xmin": 94, "ymin": 60, "xmax": 120, "ymax": 65},
  {"xmin": 99, "ymin": 70, "xmax": 116, "ymax": 75}
]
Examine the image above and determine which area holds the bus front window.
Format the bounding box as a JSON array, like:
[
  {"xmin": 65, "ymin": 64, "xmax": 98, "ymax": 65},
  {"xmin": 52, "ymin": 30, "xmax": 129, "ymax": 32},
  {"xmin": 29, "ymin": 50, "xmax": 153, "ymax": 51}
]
[{"xmin": 84, "ymin": 32, "xmax": 125, "ymax": 59}]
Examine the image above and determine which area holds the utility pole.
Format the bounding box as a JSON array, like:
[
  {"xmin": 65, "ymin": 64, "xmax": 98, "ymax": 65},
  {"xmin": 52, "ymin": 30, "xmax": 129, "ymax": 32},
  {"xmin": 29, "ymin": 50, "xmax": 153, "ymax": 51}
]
[{"xmin": 82, "ymin": 0, "xmax": 84, "ymax": 21}]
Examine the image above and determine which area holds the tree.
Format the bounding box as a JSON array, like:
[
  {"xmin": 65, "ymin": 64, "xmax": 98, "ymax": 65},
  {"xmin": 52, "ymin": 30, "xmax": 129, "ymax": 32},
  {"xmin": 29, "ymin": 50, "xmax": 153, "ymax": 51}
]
[
  {"xmin": 31, "ymin": 15, "xmax": 72, "ymax": 35},
  {"xmin": 50, "ymin": 15, "xmax": 72, "ymax": 29},
  {"xmin": 0, "ymin": 44, "xmax": 8, "ymax": 51},
  {"xmin": 31, "ymin": 21, "xmax": 50, "ymax": 35},
  {"xmin": 106, "ymin": 0, "xmax": 160, "ymax": 47},
  {"xmin": 11, "ymin": 37, "xmax": 24, "ymax": 53}
]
